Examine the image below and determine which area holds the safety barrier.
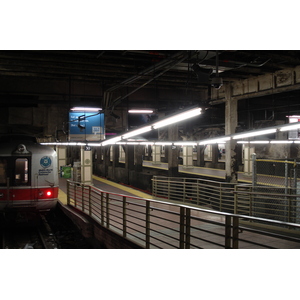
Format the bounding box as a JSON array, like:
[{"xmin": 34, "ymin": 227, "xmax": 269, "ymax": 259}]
[
  {"xmin": 67, "ymin": 180, "xmax": 300, "ymax": 249},
  {"xmin": 152, "ymin": 176, "xmax": 236, "ymax": 212},
  {"xmin": 152, "ymin": 176, "xmax": 300, "ymax": 224},
  {"xmin": 254, "ymin": 158, "xmax": 297, "ymax": 187}
]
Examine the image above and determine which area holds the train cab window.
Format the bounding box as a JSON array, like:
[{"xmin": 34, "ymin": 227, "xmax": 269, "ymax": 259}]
[
  {"xmin": 15, "ymin": 158, "xmax": 28, "ymax": 185},
  {"xmin": 0, "ymin": 159, "xmax": 7, "ymax": 185}
]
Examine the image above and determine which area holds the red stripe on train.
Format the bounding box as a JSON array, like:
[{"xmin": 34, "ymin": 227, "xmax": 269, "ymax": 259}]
[{"xmin": 0, "ymin": 187, "xmax": 59, "ymax": 201}]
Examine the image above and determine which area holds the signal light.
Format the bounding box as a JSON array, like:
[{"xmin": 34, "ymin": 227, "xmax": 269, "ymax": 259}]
[{"xmin": 46, "ymin": 191, "xmax": 52, "ymax": 197}]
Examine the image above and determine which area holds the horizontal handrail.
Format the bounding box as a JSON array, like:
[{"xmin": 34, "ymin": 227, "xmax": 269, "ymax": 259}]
[{"xmin": 67, "ymin": 180, "xmax": 300, "ymax": 249}]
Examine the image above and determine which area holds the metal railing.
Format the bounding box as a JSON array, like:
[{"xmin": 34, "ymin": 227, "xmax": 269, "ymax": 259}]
[
  {"xmin": 67, "ymin": 180, "xmax": 300, "ymax": 249},
  {"xmin": 152, "ymin": 176, "xmax": 300, "ymax": 224},
  {"xmin": 152, "ymin": 176, "xmax": 236, "ymax": 213}
]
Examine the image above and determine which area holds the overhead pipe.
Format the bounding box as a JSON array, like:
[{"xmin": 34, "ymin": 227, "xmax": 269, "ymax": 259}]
[
  {"xmin": 105, "ymin": 51, "xmax": 189, "ymax": 93},
  {"xmin": 108, "ymin": 51, "xmax": 197, "ymax": 111}
]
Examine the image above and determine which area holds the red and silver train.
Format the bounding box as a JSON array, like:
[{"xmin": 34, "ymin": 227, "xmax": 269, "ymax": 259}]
[{"xmin": 0, "ymin": 135, "xmax": 58, "ymax": 212}]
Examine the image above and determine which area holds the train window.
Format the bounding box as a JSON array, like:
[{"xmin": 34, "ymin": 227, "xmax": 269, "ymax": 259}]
[
  {"xmin": 15, "ymin": 158, "xmax": 28, "ymax": 185},
  {"xmin": 0, "ymin": 159, "xmax": 7, "ymax": 185}
]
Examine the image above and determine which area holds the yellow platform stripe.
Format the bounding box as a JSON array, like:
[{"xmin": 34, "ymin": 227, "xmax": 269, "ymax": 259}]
[
  {"xmin": 92, "ymin": 175, "xmax": 154, "ymax": 199},
  {"xmin": 58, "ymin": 189, "xmax": 68, "ymax": 205}
]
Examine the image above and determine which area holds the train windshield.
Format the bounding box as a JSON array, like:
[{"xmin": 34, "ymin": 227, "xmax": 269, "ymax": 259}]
[
  {"xmin": 15, "ymin": 158, "xmax": 28, "ymax": 185},
  {"xmin": 0, "ymin": 159, "xmax": 7, "ymax": 185},
  {"xmin": 0, "ymin": 157, "xmax": 30, "ymax": 186}
]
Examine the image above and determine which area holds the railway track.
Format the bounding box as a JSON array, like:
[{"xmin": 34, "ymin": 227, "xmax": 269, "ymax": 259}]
[
  {"xmin": 0, "ymin": 206, "xmax": 94, "ymax": 249},
  {"xmin": 1, "ymin": 213, "xmax": 58, "ymax": 249}
]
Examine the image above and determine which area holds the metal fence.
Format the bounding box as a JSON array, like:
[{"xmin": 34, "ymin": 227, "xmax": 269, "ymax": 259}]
[
  {"xmin": 152, "ymin": 176, "xmax": 300, "ymax": 224},
  {"xmin": 152, "ymin": 176, "xmax": 236, "ymax": 213},
  {"xmin": 254, "ymin": 157, "xmax": 298, "ymax": 188},
  {"xmin": 67, "ymin": 180, "xmax": 300, "ymax": 249}
]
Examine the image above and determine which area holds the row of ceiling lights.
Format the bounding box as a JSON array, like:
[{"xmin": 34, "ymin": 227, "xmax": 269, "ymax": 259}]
[{"xmin": 42, "ymin": 106, "xmax": 300, "ymax": 147}]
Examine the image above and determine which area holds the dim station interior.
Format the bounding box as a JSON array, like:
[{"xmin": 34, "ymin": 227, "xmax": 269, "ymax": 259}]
[{"xmin": 2, "ymin": 50, "xmax": 300, "ymax": 296}]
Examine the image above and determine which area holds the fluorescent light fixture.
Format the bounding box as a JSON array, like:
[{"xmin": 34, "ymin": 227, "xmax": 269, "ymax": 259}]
[
  {"xmin": 233, "ymin": 128, "xmax": 276, "ymax": 139},
  {"xmin": 153, "ymin": 107, "xmax": 201, "ymax": 129},
  {"xmin": 128, "ymin": 109, "xmax": 154, "ymax": 114},
  {"xmin": 270, "ymin": 140, "xmax": 293, "ymax": 144},
  {"xmin": 280, "ymin": 123, "xmax": 300, "ymax": 131},
  {"xmin": 101, "ymin": 136, "xmax": 122, "ymax": 146},
  {"xmin": 250, "ymin": 141, "xmax": 269, "ymax": 144},
  {"xmin": 70, "ymin": 107, "xmax": 102, "ymax": 112},
  {"xmin": 174, "ymin": 142, "xmax": 197, "ymax": 146},
  {"xmin": 122, "ymin": 126, "xmax": 152, "ymax": 139},
  {"xmin": 237, "ymin": 141, "xmax": 249, "ymax": 144},
  {"xmin": 199, "ymin": 137, "xmax": 230, "ymax": 145}
]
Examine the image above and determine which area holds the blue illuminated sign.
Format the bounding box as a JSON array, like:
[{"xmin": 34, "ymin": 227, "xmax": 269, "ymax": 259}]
[{"xmin": 69, "ymin": 111, "xmax": 105, "ymax": 141}]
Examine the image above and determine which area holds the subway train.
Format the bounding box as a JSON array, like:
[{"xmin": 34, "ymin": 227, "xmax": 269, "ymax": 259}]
[{"xmin": 0, "ymin": 135, "xmax": 58, "ymax": 212}]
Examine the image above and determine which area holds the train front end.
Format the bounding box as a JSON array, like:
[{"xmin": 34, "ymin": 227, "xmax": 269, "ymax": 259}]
[{"xmin": 0, "ymin": 136, "xmax": 59, "ymax": 212}]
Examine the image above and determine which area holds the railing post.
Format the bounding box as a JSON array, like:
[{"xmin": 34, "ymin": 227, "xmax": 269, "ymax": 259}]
[
  {"xmin": 250, "ymin": 186, "xmax": 253, "ymax": 217},
  {"xmin": 100, "ymin": 192, "xmax": 104, "ymax": 226},
  {"xmin": 123, "ymin": 196, "xmax": 127, "ymax": 238},
  {"xmin": 183, "ymin": 178, "xmax": 186, "ymax": 203},
  {"xmin": 219, "ymin": 183, "xmax": 222, "ymax": 211},
  {"xmin": 145, "ymin": 201, "xmax": 150, "ymax": 249},
  {"xmin": 196, "ymin": 180, "xmax": 200, "ymax": 205},
  {"xmin": 225, "ymin": 215, "xmax": 231, "ymax": 249},
  {"xmin": 152, "ymin": 177, "xmax": 155, "ymax": 196},
  {"xmin": 88, "ymin": 185, "xmax": 92, "ymax": 217},
  {"xmin": 74, "ymin": 183, "xmax": 77, "ymax": 208},
  {"xmin": 252, "ymin": 153, "xmax": 257, "ymax": 186},
  {"xmin": 82, "ymin": 184, "xmax": 84, "ymax": 212},
  {"xmin": 288, "ymin": 190, "xmax": 291, "ymax": 223},
  {"xmin": 185, "ymin": 207, "xmax": 191, "ymax": 249},
  {"xmin": 67, "ymin": 180, "xmax": 70, "ymax": 205},
  {"xmin": 233, "ymin": 184, "xmax": 238, "ymax": 214},
  {"xmin": 106, "ymin": 193, "xmax": 110, "ymax": 228},
  {"xmin": 179, "ymin": 207, "xmax": 185, "ymax": 249},
  {"xmin": 232, "ymin": 216, "xmax": 239, "ymax": 249}
]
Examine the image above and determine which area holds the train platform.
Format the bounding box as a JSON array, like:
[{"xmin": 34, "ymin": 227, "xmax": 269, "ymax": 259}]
[
  {"xmin": 58, "ymin": 174, "xmax": 155, "ymax": 206},
  {"xmin": 141, "ymin": 160, "xmax": 293, "ymax": 187}
]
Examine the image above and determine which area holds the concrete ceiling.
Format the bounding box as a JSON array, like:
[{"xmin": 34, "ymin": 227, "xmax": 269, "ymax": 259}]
[{"xmin": 1, "ymin": 50, "xmax": 300, "ymax": 138}]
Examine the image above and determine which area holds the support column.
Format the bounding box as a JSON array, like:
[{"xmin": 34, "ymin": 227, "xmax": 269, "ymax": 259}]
[
  {"xmin": 182, "ymin": 146, "xmax": 194, "ymax": 168},
  {"xmin": 57, "ymin": 146, "xmax": 67, "ymax": 175},
  {"xmin": 112, "ymin": 144, "xmax": 120, "ymax": 168},
  {"xmin": 147, "ymin": 145, "xmax": 152, "ymax": 161},
  {"xmin": 168, "ymin": 124, "xmax": 179, "ymax": 177},
  {"xmin": 211, "ymin": 144, "xmax": 219, "ymax": 167},
  {"xmin": 103, "ymin": 146, "xmax": 111, "ymax": 177},
  {"xmin": 224, "ymin": 84, "xmax": 238, "ymax": 183},
  {"xmin": 134, "ymin": 145, "xmax": 144, "ymax": 172},
  {"xmin": 196, "ymin": 145, "xmax": 205, "ymax": 167},
  {"xmin": 112, "ymin": 144, "xmax": 120, "ymax": 181},
  {"xmin": 80, "ymin": 146, "xmax": 93, "ymax": 185},
  {"xmin": 244, "ymin": 144, "xmax": 255, "ymax": 175},
  {"xmin": 152, "ymin": 145, "xmax": 161, "ymax": 164},
  {"xmin": 125, "ymin": 145, "xmax": 134, "ymax": 184}
]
